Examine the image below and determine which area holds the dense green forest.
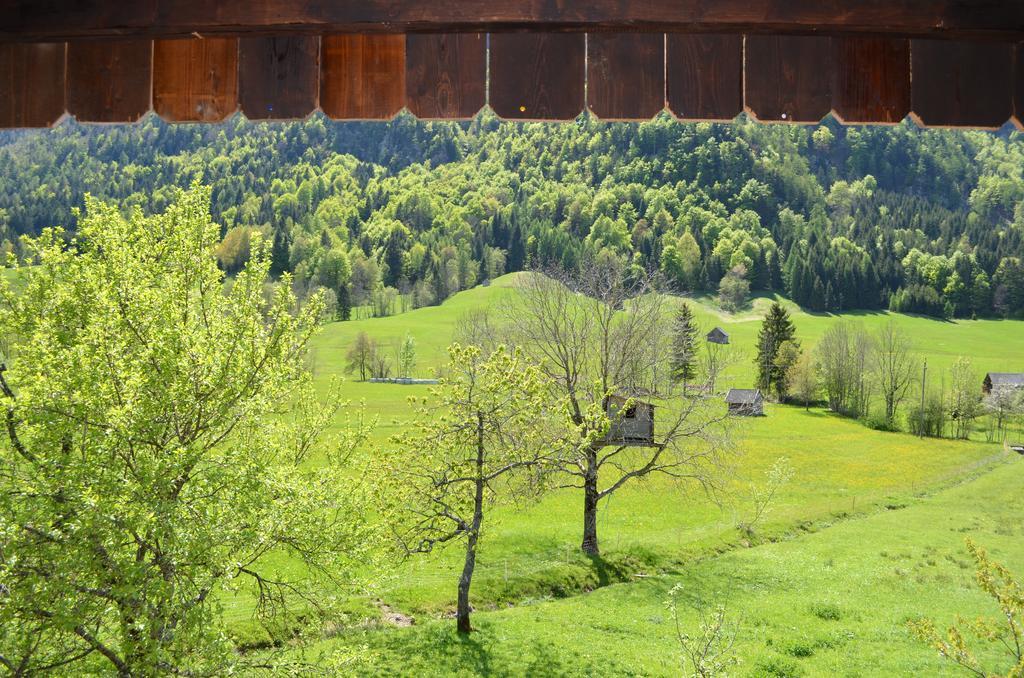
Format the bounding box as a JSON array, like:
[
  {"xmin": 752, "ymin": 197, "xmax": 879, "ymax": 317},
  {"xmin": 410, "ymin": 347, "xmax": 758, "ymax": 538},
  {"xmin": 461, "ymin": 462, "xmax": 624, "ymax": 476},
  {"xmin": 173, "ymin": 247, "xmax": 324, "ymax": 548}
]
[{"xmin": 1, "ymin": 112, "xmax": 1022, "ymax": 318}]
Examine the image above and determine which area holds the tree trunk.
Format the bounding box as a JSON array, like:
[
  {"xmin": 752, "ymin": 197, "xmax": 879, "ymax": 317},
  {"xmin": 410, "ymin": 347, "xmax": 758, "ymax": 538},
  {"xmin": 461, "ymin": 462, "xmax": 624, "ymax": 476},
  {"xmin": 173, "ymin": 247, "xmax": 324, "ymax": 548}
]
[
  {"xmin": 457, "ymin": 413, "xmax": 486, "ymax": 634},
  {"xmin": 457, "ymin": 514, "xmax": 480, "ymax": 634},
  {"xmin": 581, "ymin": 446, "xmax": 600, "ymax": 556}
]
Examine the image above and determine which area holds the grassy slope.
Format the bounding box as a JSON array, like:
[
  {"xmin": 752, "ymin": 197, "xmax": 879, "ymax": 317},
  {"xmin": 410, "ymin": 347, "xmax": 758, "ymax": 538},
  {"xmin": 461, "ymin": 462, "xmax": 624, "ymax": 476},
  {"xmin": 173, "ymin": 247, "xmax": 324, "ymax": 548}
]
[
  {"xmin": 236, "ymin": 276, "xmax": 1024, "ymax": 668},
  {"xmin": 324, "ymin": 456, "xmax": 1024, "ymax": 677}
]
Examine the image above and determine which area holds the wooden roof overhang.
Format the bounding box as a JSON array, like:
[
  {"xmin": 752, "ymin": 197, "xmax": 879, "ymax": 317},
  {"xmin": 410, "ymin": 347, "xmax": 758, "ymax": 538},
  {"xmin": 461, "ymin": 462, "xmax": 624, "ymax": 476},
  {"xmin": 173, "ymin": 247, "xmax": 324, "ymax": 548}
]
[{"xmin": 1, "ymin": 1, "xmax": 1023, "ymax": 130}]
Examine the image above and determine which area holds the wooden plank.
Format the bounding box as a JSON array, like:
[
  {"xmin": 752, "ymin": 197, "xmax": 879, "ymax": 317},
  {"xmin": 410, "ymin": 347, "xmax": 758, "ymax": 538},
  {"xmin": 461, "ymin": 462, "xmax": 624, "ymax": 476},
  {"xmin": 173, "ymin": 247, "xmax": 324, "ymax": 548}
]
[
  {"xmin": 0, "ymin": 42, "xmax": 65, "ymax": 128},
  {"xmin": 1011, "ymin": 43, "xmax": 1023, "ymax": 129},
  {"xmin": 3, "ymin": 1, "xmax": 1024, "ymax": 42},
  {"xmin": 666, "ymin": 34, "xmax": 742, "ymax": 121},
  {"xmin": 153, "ymin": 37, "xmax": 237, "ymax": 122},
  {"xmin": 321, "ymin": 34, "xmax": 404, "ymax": 120},
  {"xmin": 587, "ymin": 33, "xmax": 664, "ymax": 121},
  {"xmin": 832, "ymin": 37, "xmax": 910, "ymax": 124},
  {"xmin": 910, "ymin": 39, "xmax": 1013, "ymax": 129},
  {"xmin": 67, "ymin": 40, "xmax": 152, "ymax": 123},
  {"xmin": 490, "ymin": 33, "xmax": 584, "ymax": 120},
  {"xmin": 238, "ymin": 36, "xmax": 319, "ymax": 120},
  {"xmin": 744, "ymin": 35, "xmax": 832, "ymax": 124},
  {"xmin": 405, "ymin": 34, "xmax": 484, "ymax": 119}
]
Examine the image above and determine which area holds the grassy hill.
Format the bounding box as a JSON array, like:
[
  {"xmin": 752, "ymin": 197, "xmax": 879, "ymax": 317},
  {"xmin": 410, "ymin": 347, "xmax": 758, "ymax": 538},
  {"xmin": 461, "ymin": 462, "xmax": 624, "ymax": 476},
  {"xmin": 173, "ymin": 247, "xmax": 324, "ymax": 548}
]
[
  {"xmin": 226, "ymin": 275, "xmax": 1024, "ymax": 674},
  {"xmin": 319, "ymin": 453, "xmax": 1023, "ymax": 676}
]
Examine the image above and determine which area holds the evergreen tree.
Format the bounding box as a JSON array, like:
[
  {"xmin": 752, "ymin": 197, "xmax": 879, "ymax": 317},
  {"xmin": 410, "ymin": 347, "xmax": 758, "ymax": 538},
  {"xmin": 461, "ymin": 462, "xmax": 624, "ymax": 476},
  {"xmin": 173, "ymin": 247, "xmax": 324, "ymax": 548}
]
[
  {"xmin": 755, "ymin": 302, "xmax": 798, "ymax": 395},
  {"xmin": 338, "ymin": 283, "xmax": 352, "ymax": 320},
  {"xmin": 669, "ymin": 302, "xmax": 700, "ymax": 386},
  {"xmin": 270, "ymin": 225, "xmax": 292, "ymax": 277}
]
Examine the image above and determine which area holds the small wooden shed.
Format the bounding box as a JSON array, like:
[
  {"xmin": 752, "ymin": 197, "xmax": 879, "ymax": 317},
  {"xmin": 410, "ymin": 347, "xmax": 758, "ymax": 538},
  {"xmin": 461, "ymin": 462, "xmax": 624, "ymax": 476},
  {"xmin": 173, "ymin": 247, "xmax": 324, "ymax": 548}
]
[
  {"xmin": 706, "ymin": 327, "xmax": 730, "ymax": 345},
  {"xmin": 725, "ymin": 388, "xmax": 764, "ymax": 416},
  {"xmin": 604, "ymin": 394, "xmax": 655, "ymax": 445}
]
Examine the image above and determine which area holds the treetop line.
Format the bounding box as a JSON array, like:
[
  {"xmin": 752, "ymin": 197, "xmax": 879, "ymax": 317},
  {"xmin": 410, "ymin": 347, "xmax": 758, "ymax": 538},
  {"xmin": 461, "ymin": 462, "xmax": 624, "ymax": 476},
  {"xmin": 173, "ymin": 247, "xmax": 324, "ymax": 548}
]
[{"xmin": 1, "ymin": 29, "xmax": 1023, "ymax": 129}]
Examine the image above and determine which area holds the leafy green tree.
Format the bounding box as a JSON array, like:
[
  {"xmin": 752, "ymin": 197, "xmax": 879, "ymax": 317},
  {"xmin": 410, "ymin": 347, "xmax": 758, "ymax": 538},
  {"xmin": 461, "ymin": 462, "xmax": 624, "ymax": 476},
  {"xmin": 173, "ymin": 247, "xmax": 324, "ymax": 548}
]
[
  {"xmin": 787, "ymin": 350, "xmax": 819, "ymax": 410},
  {"xmin": 755, "ymin": 302, "xmax": 798, "ymax": 396},
  {"xmin": 0, "ymin": 186, "xmax": 376, "ymax": 675},
  {"xmin": 670, "ymin": 302, "xmax": 700, "ymax": 386},
  {"xmin": 345, "ymin": 331, "xmax": 377, "ymax": 381},
  {"xmin": 398, "ymin": 333, "xmax": 417, "ymax": 378},
  {"xmin": 385, "ymin": 345, "xmax": 552, "ymax": 633},
  {"xmin": 718, "ymin": 265, "xmax": 750, "ymax": 312},
  {"xmin": 909, "ymin": 539, "xmax": 1024, "ymax": 677},
  {"xmin": 772, "ymin": 340, "xmax": 802, "ymax": 401}
]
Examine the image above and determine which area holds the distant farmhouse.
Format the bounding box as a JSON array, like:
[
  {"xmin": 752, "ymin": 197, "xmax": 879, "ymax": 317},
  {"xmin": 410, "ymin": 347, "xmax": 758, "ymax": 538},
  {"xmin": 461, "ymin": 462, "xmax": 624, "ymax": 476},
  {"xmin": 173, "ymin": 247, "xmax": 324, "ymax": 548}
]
[
  {"xmin": 706, "ymin": 327, "xmax": 729, "ymax": 345},
  {"xmin": 982, "ymin": 372, "xmax": 1024, "ymax": 396},
  {"xmin": 725, "ymin": 389, "xmax": 764, "ymax": 416},
  {"xmin": 604, "ymin": 394, "xmax": 655, "ymax": 445}
]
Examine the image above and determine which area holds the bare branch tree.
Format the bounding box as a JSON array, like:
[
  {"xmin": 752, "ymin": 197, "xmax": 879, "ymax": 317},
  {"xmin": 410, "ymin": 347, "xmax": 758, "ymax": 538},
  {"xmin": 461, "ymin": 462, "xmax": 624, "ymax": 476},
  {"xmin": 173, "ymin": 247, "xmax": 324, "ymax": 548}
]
[
  {"xmin": 500, "ymin": 258, "xmax": 737, "ymax": 556},
  {"xmin": 872, "ymin": 321, "xmax": 917, "ymax": 426}
]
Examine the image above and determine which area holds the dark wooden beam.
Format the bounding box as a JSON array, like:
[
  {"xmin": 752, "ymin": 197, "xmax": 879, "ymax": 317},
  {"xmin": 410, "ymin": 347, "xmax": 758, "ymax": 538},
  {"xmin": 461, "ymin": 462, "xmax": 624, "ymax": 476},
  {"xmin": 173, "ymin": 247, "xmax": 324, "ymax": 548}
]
[
  {"xmin": 321, "ymin": 34, "xmax": 405, "ymax": 120},
  {"xmin": 405, "ymin": 34, "xmax": 485, "ymax": 119},
  {"xmin": 67, "ymin": 40, "xmax": 152, "ymax": 123},
  {"xmin": 587, "ymin": 33, "xmax": 664, "ymax": 121},
  {"xmin": 0, "ymin": 42, "xmax": 65, "ymax": 128},
  {"xmin": 153, "ymin": 37, "xmax": 238, "ymax": 122},
  {"xmin": 238, "ymin": 36, "xmax": 319, "ymax": 121},
  {"xmin": 491, "ymin": 33, "xmax": 584, "ymax": 120},
  {"xmin": 666, "ymin": 34, "xmax": 742, "ymax": 122},
  {"xmin": 910, "ymin": 39, "xmax": 1013, "ymax": 129},
  {"xmin": 745, "ymin": 35, "xmax": 833, "ymax": 124},
  {"xmin": 3, "ymin": 1, "xmax": 1024, "ymax": 41},
  {"xmin": 832, "ymin": 37, "xmax": 910, "ymax": 124}
]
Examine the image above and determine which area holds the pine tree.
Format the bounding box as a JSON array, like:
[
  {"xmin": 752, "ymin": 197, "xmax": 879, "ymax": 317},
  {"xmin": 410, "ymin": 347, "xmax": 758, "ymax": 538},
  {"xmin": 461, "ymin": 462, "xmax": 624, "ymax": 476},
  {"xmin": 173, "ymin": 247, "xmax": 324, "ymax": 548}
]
[
  {"xmin": 270, "ymin": 225, "xmax": 292, "ymax": 277},
  {"xmin": 755, "ymin": 302, "xmax": 798, "ymax": 395},
  {"xmin": 338, "ymin": 283, "xmax": 352, "ymax": 321},
  {"xmin": 669, "ymin": 302, "xmax": 700, "ymax": 386}
]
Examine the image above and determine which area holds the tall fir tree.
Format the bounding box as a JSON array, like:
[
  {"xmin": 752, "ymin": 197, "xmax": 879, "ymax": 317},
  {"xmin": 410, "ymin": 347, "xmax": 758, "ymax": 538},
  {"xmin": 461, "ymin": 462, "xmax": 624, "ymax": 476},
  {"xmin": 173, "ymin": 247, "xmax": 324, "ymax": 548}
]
[
  {"xmin": 670, "ymin": 302, "xmax": 700, "ymax": 386},
  {"xmin": 338, "ymin": 283, "xmax": 352, "ymax": 320},
  {"xmin": 755, "ymin": 302, "xmax": 798, "ymax": 395},
  {"xmin": 270, "ymin": 225, "xmax": 292, "ymax": 278}
]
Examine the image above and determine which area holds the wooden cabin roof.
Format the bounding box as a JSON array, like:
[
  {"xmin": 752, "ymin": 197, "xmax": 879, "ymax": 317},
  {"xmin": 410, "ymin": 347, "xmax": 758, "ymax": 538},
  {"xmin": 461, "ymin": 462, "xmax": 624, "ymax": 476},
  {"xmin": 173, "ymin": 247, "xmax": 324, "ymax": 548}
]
[
  {"xmin": 725, "ymin": 389, "xmax": 763, "ymax": 405},
  {"xmin": 986, "ymin": 373, "xmax": 1024, "ymax": 387},
  {"xmin": 1, "ymin": 1, "xmax": 1023, "ymax": 129}
]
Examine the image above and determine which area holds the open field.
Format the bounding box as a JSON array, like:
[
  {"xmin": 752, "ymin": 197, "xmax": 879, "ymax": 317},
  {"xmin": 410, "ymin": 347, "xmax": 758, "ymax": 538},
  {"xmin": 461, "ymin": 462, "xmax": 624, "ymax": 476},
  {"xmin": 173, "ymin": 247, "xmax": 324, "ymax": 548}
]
[
  {"xmin": 223, "ymin": 275, "xmax": 1024, "ymax": 674},
  {"xmin": 316, "ymin": 452, "xmax": 1024, "ymax": 676}
]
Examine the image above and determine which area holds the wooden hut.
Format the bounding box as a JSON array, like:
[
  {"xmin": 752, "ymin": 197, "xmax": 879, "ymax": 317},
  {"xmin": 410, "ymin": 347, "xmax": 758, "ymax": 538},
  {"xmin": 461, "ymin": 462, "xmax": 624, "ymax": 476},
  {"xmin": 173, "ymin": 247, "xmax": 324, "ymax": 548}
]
[
  {"xmin": 706, "ymin": 327, "xmax": 730, "ymax": 345},
  {"xmin": 725, "ymin": 389, "xmax": 764, "ymax": 416},
  {"xmin": 604, "ymin": 394, "xmax": 655, "ymax": 445}
]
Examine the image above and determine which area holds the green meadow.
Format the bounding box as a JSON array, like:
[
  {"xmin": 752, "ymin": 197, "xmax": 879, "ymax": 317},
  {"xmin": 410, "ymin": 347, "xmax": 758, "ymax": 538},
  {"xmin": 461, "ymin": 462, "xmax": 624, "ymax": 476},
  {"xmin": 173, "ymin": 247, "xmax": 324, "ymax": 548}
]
[{"xmin": 227, "ymin": 273, "xmax": 1024, "ymax": 674}]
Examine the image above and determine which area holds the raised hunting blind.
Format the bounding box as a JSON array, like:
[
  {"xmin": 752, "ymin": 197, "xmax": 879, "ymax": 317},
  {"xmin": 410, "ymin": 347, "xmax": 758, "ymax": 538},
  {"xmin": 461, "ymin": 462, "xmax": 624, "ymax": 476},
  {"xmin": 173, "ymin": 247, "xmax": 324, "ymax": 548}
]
[
  {"xmin": 1, "ymin": 2, "xmax": 1024, "ymax": 129},
  {"xmin": 603, "ymin": 394, "xmax": 655, "ymax": 446}
]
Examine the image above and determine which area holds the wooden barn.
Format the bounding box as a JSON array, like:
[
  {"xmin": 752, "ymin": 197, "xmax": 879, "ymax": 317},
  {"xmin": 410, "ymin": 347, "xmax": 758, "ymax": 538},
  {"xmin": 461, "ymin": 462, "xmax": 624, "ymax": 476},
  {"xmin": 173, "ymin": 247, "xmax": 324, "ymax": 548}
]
[
  {"xmin": 604, "ymin": 394, "xmax": 655, "ymax": 445},
  {"xmin": 982, "ymin": 372, "xmax": 1024, "ymax": 395},
  {"xmin": 0, "ymin": 3, "xmax": 1023, "ymax": 130},
  {"xmin": 706, "ymin": 327, "xmax": 730, "ymax": 345},
  {"xmin": 725, "ymin": 389, "xmax": 765, "ymax": 416}
]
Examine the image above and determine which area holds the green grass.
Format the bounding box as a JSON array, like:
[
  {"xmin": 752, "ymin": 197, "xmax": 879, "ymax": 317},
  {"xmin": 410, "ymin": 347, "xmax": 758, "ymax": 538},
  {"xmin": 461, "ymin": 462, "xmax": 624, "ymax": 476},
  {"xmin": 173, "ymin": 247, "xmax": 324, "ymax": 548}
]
[
  {"xmin": 228, "ymin": 275, "xmax": 1024, "ymax": 671},
  {"xmin": 316, "ymin": 455, "xmax": 1024, "ymax": 676}
]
